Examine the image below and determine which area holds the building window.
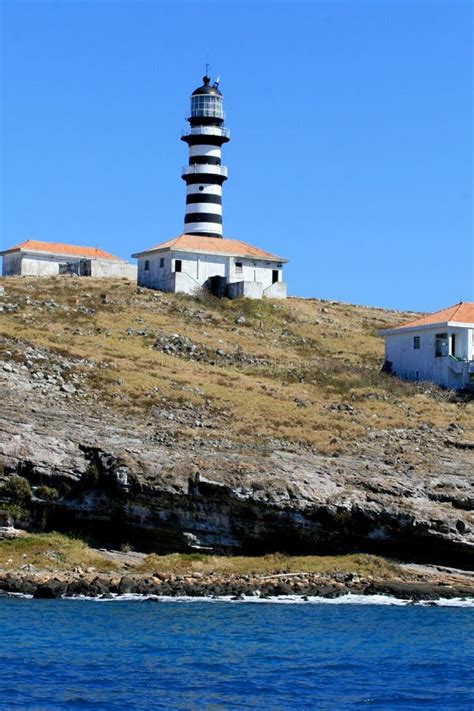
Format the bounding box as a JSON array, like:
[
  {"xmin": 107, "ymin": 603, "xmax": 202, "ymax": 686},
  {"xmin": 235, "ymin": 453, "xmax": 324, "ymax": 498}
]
[
  {"xmin": 413, "ymin": 336, "xmax": 420, "ymax": 349},
  {"xmin": 144, "ymin": 260, "xmax": 150, "ymax": 271},
  {"xmin": 174, "ymin": 259, "xmax": 182, "ymax": 273},
  {"xmin": 159, "ymin": 257, "xmax": 164, "ymax": 268},
  {"xmin": 435, "ymin": 333, "xmax": 448, "ymax": 357},
  {"xmin": 272, "ymin": 269, "xmax": 279, "ymax": 284},
  {"xmin": 235, "ymin": 261, "xmax": 243, "ymax": 274},
  {"xmin": 450, "ymin": 334, "xmax": 457, "ymax": 357}
]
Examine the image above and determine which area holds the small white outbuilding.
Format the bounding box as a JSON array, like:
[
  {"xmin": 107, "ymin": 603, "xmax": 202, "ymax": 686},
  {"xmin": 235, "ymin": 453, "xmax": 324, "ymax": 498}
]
[
  {"xmin": 132, "ymin": 234, "xmax": 288, "ymax": 299},
  {"xmin": 379, "ymin": 302, "xmax": 474, "ymax": 391},
  {"xmin": 0, "ymin": 240, "xmax": 137, "ymax": 280}
]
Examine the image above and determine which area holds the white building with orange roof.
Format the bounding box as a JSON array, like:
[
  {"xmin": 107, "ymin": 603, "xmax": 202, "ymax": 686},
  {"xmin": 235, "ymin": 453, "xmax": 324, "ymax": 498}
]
[
  {"xmin": 132, "ymin": 74, "xmax": 288, "ymax": 300},
  {"xmin": 379, "ymin": 302, "xmax": 474, "ymax": 391},
  {"xmin": 132, "ymin": 234, "xmax": 287, "ymax": 299},
  {"xmin": 0, "ymin": 240, "xmax": 137, "ymax": 280}
]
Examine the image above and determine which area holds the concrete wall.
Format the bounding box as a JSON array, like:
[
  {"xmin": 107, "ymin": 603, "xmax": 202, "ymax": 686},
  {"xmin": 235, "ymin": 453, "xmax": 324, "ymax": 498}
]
[
  {"xmin": 263, "ymin": 281, "xmax": 287, "ymax": 299},
  {"xmin": 384, "ymin": 326, "xmax": 473, "ymax": 389},
  {"xmin": 227, "ymin": 281, "xmax": 263, "ymax": 300},
  {"xmin": 21, "ymin": 254, "xmax": 63, "ymax": 276},
  {"xmin": 90, "ymin": 259, "xmax": 137, "ymax": 280}
]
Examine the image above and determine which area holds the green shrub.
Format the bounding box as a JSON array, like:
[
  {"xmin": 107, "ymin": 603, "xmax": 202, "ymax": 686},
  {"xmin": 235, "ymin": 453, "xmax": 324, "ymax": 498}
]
[
  {"xmin": 0, "ymin": 476, "xmax": 32, "ymax": 505},
  {"xmin": 0, "ymin": 504, "xmax": 28, "ymax": 524},
  {"xmin": 35, "ymin": 485, "xmax": 59, "ymax": 502}
]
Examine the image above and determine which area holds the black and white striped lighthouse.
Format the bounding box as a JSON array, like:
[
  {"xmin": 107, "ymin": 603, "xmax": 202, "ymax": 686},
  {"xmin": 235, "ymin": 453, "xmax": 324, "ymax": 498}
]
[{"xmin": 181, "ymin": 74, "xmax": 230, "ymax": 238}]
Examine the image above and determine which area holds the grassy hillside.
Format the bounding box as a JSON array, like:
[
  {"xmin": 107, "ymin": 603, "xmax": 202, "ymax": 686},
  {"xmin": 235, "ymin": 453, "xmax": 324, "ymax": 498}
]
[{"xmin": 1, "ymin": 276, "xmax": 472, "ymax": 454}]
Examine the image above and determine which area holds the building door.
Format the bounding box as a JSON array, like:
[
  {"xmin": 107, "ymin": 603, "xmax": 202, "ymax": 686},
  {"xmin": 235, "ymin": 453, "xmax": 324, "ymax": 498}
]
[
  {"xmin": 175, "ymin": 259, "xmax": 182, "ymax": 273},
  {"xmin": 272, "ymin": 269, "xmax": 279, "ymax": 284}
]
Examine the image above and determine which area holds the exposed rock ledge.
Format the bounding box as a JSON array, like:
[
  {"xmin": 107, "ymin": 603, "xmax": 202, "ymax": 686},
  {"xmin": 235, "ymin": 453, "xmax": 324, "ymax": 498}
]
[
  {"xmin": 0, "ymin": 366, "xmax": 473, "ymax": 568},
  {"xmin": 1, "ymin": 567, "xmax": 474, "ymax": 602}
]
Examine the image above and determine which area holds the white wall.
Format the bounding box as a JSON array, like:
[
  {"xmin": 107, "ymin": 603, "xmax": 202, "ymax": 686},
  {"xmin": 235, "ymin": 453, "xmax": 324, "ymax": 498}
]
[
  {"xmin": 137, "ymin": 250, "xmax": 228, "ymax": 294},
  {"xmin": 263, "ymin": 281, "xmax": 287, "ymax": 299},
  {"xmin": 227, "ymin": 281, "xmax": 263, "ymax": 299},
  {"xmin": 385, "ymin": 326, "xmax": 473, "ymax": 389},
  {"xmin": 90, "ymin": 259, "xmax": 137, "ymax": 280},
  {"xmin": 227, "ymin": 256, "xmax": 282, "ymax": 291},
  {"xmin": 21, "ymin": 255, "xmax": 63, "ymax": 276}
]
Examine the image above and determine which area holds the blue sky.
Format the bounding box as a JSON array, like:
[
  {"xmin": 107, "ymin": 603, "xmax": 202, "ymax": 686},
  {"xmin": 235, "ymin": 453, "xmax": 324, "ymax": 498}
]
[{"xmin": 1, "ymin": 0, "xmax": 472, "ymax": 310}]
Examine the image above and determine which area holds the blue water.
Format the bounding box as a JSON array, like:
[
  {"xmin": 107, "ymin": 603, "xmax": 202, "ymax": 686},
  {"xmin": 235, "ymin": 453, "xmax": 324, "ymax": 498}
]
[{"xmin": 0, "ymin": 598, "xmax": 473, "ymax": 710}]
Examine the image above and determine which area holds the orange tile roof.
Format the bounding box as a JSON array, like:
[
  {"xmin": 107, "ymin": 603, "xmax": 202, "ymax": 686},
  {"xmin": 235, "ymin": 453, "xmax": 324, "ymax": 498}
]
[
  {"xmin": 391, "ymin": 302, "xmax": 474, "ymax": 330},
  {"xmin": 1, "ymin": 240, "xmax": 121, "ymax": 261},
  {"xmin": 132, "ymin": 234, "xmax": 287, "ymax": 262}
]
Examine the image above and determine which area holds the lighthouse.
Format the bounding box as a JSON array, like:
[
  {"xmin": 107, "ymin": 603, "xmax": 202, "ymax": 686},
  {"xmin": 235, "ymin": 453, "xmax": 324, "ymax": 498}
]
[
  {"xmin": 180, "ymin": 73, "xmax": 230, "ymax": 238},
  {"xmin": 132, "ymin": 73, "xmax": 288, "ymax": 299}
]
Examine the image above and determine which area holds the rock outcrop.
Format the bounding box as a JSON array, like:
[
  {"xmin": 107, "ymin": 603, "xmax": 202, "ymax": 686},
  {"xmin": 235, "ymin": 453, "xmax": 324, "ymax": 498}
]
[{"xmin": 1, "ymin": 361, "xmax": 473, "ymax": 568}]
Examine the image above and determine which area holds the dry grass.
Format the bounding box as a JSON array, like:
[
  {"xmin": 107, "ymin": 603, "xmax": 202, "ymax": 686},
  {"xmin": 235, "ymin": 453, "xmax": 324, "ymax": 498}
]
[
  {"xmin": 0, "ymin": 532, "xmax": 400, "ymax": 578},
  {"xmin": 1, "ymin": 276, "xmax": 472, "ymax": 452},
  {"xmin": 0, "ymin": 532, "xmax": 117, "ymax": 573},
  {"xmin": 137, "ymin": 551, "xmax": 400, "ymax": 578}
]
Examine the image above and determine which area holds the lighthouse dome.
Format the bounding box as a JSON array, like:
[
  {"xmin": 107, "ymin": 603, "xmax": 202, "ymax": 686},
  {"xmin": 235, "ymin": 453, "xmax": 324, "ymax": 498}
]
[{"xmin": 191, "ymin": 75, "xmax": 222, "ymax": 97}]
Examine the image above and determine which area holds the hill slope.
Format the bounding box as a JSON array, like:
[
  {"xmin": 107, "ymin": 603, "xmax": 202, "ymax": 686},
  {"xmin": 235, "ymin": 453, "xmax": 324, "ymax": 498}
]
[{"xmin": 0, "ymin": 277, "xmax": 473, "ymax": 566}]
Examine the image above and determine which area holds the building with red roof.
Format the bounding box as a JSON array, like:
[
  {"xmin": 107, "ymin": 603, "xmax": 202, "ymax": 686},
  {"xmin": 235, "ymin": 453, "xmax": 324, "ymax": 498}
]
[
  {"xmin": 132, "ymin": 233, "xmax": 287, "ymax": 299},
  {"xmin": 1, "ymin": 240, "xmax": 137, "ymax": 280},
  {"xmin": 379, "ymin": 302, "xmax": 474, "ymax": 390}
]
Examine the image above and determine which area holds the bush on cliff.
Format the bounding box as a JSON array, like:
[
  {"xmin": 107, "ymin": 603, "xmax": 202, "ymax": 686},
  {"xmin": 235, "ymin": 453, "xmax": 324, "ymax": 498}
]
[
  {"xmin": 35, "ymin": 485, "xmax": 59, "ymax": 502},
  {"xmin": 0, "ymin": 476, "xmax": 32, "ymax": 505}
]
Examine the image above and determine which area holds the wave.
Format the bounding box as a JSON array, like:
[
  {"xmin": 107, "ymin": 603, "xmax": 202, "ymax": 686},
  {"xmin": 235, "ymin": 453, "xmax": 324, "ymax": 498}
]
[
  {"xmin": 64, "ymin": 593, "xmax": 474, "ymax": 607},
  {"xmin": 3, "ymin": 591, "xmax": 474, "ymax": 606}
]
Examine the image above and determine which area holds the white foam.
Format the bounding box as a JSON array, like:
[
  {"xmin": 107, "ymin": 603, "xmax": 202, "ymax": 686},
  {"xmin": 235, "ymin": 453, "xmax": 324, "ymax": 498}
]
[
  {"xmin": 3, "ymin": 592, "xmax": 474, "ymax": 607},
  {"xmin": 64, "ymin": 593, "xmax": 474, "ymax": 607}
]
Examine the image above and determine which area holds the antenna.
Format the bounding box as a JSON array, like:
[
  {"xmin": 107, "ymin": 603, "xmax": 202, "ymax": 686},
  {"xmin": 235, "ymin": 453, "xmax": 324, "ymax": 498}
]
[{"xmin": 205, "ymin": 62, "xmax": 210, "ymax": 76}]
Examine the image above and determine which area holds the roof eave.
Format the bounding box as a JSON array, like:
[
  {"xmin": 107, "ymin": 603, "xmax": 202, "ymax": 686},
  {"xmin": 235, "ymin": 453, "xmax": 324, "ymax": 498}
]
[
  {"xmin": 131, "ymin": 246, "xmax": 287, "ymax": 262},
  {"xmin": 2, "ymin": 248, "xmax": 121, "ymax": 262},
  {"xmin": 0, "ymin": 248, "xmax": 21, "ymax": 257},
  {"xmin": 379, "ymin": 320, "xmax": 473, "ymax": 336}
]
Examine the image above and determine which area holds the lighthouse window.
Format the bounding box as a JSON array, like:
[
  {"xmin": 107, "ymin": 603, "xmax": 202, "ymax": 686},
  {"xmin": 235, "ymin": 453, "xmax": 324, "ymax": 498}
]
[
  {"xmin": 199, "ymin": 186, "xmax": 204, "ymax": 191},
  {"xmin": 159, "ymin": 258, "xmax": 164, "ymax": 268},
  {"xmin": 144, "ymin": 260, "xmax": 150, "ymax": 271},
  {"xmin": 174, "ymin": 259, "xmax": 182, "ymax": 273},
  {"xmin": 191, "ymin": 95, "xmax": 223, "ymax": 119},
  {"xmin": 235, "ymin": 261, "xmax": 243, "ymax": 274}
]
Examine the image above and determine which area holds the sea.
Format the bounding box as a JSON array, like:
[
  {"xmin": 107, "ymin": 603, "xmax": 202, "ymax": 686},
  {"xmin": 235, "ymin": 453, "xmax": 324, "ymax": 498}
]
[{"xmin": 0, "ymin": 595, "xmax": 473, "ymax": 710}]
